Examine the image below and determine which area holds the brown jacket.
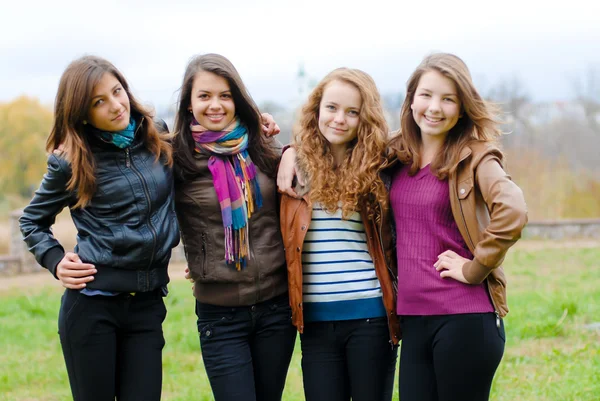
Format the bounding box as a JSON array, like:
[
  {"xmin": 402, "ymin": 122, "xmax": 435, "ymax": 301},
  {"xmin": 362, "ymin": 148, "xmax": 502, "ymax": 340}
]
[
  {"xmin": 175, "ymin": 151, "xmax": 288, "ymax": 306},
  {"xmin": 448, "ymin": 141, "xmax": 528, "ymax": 317},
  {"xmin": 280, "ymin": 194, "xmax": 401, "ymax": 345},
  {"xmin": 390, "ymin": 139, "xmax": 527, "ymax": 318}
]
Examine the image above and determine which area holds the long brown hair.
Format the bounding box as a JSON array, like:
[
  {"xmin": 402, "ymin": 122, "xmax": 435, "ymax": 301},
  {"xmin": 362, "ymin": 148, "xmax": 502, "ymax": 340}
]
[
  {"xmin": 47, "ymin": 55, "xmax": 172, "ymax": 208},
  {"xmin": 172, "ymin": 53, "xmax": 279, "ymax": 178},
  {"xmin": 389, "ymin": 52, "xmax": 503, "ymax": 178},
  {"xmin": 295, "ymin": 68, "xmax": 389, "ymax": 218}
]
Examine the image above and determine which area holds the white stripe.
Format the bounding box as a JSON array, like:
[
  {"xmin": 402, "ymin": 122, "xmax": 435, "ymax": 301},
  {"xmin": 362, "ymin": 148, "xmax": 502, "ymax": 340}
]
[
  {"xmin": 311, "ymin": 208, "xmax": 360, "ymax": 220},
  {"xmin": 303, "ymin": 270, "xmax": 379, "ymax": 283},
  {"xmin": 301, "ymin": 241, "xmax": 368, "ymax": 252},
  {"xmin": 304, "ymin": 290, "xmax": 382, "ymax": 303},
  {"xmin": 304, "ymin": 230, "xmax": 367, "ymax": 242},
  {"xmin": 304, "ymin": 279, "xmax": 381, "ymax": 294},
  {"xmin": 302, "ymin": 250, "xmax": 371, "ymax": 263},
  {"xmin": 309, "ymin": 219, "xmax": 364, "ymax": 231},
  {"xmin": 303, "ymin": 261, "xmax": 375, "ymax": 274}
]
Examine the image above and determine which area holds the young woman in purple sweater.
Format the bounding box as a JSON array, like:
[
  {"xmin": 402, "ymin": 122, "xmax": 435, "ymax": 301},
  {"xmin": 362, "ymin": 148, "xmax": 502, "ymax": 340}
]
[{"xmin": 387, "ymin": 53, "xmax": 527, "ymax": 401}]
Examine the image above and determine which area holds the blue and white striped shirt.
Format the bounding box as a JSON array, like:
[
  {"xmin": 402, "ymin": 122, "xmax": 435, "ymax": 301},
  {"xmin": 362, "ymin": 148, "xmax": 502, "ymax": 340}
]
[{"xmin": 302, "ymin": 206, "xmax": 386, "ymax": 322}]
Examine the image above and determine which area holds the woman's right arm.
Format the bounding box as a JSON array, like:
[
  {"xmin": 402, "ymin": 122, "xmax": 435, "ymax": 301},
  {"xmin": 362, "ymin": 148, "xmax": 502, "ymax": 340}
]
[
  {"xmin": 19, "ymin": 153, "xmax": 95, "ymax": 284},
  {"xmin": 276, "ymin": 146, "xmax": 301, "ymax": 197}
]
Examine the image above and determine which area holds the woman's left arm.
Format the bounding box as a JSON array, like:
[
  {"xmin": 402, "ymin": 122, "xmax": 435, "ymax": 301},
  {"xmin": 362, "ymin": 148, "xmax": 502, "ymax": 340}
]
[
  {"xmin": 461, "ymin": 154, "xmax": 528, "ymax": 284},
  {"xmin": 436, "ymin": 155, "xmax": 528, "ymax": 284}
]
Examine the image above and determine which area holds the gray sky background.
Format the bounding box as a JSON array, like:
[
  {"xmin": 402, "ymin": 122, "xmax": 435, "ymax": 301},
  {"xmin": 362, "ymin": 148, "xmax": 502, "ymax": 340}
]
[{"xmin": 1, "ymin": 0, "xmax": 599, "ymax": 111}]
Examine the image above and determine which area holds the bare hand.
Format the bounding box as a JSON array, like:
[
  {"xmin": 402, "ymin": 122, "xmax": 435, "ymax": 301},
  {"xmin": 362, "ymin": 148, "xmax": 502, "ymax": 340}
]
[
  {"xmin": 184, "ymin": 267, "xmax": 195, "ymax": 291},
  {"xmin": 261, "ymin": 113, "xmax": 280, "ymax": 137},
  {"xmin": 56, "ymin": 252, "xmax": 96, "ymax": 289},
  {"xmin": 434, "ymin": 250, "xmax": 470, "ymax": 284},
  {"xmin": 277, "ymin": 147, "xmax": 303, "ymax": 197},
  {"xmin": 184, "ymin": 267, "xmax": 194, "ymax": 283}
]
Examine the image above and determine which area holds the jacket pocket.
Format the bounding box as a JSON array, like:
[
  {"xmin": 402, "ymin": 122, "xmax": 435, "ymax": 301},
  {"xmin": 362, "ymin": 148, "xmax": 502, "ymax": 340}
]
[{"xmin": 457, "ymin": 177, "xmax": 474, "ymax": 200}]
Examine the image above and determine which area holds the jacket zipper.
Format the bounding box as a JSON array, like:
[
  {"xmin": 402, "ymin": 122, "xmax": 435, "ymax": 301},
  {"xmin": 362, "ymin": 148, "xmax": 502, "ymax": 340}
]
[
  {"xmin": 126, "ymin": 145, "xmax": 158, "ymax": 278},
  {"xmin": 201, "ymin": 232, "xmax": 207, "ymax": 277},
  {"xmin": 123, "ymin": 117, "xmax": 143, "ymax": 169},
  {"xmin": 454, "ymin": 161, "xmax": 500, "ymax": 328}
]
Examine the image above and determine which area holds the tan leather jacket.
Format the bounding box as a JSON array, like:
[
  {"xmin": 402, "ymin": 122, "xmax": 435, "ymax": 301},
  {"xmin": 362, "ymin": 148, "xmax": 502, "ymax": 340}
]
[
  {"xmin": 448, "ymin": 141, "xmax": 528, "ymax": 317},
  {"xmin": 280, "ymin": 194, "xmax": 401, "ymax": 345}
]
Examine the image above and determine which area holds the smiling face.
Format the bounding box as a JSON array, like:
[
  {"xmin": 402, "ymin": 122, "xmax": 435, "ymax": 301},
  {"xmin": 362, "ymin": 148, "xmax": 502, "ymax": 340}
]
[
  {"xmin": 411, "ymin": 70, "xmax": 461, "ymax": 141},
  {"xmin": 189, "ymin": 71, "xmax": 236, "ymax": 131},
  {"xmin": 318, "ymin": 80, "xmax": 362, "ymax": 160},
  {"xmin": 87, "ymin": 73, "xmax": 131, "ymax": 132}
]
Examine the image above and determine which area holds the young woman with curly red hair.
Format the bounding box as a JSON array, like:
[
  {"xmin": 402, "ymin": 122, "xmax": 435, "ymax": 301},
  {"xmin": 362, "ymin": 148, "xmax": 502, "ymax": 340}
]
[{"xmin": 279, "ymin": 68, "xmax": 400, "ymax": 401}]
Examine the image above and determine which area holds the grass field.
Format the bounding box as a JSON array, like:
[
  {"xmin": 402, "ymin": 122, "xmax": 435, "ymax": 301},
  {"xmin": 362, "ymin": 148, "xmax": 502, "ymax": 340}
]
[{"xmin": 0, "ymin": 241, "xmax": 599, "ymax": 400}]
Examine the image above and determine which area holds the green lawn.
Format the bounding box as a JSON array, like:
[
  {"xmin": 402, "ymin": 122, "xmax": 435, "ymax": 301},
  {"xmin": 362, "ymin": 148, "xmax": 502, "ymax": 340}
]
[{"xmin": 1, "ymin": 242, "xmax": 598, "ymax": 400}]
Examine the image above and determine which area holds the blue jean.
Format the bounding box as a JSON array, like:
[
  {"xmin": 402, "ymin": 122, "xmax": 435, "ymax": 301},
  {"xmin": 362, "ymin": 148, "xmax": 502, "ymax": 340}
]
[
  {"xmin": 300, "ymin": 317, "xmax": 398, "ymax": 401},
  {"xmin": 58, "ymin": 288, "xmax": 166, "ymax": 401},
  {"xmin": 196, "ymin": 293, "xmax": 297, "ymax": 401}
]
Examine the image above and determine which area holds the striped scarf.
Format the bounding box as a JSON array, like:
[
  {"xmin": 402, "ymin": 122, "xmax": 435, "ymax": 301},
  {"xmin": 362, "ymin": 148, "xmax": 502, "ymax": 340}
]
[
  {"xmin": 92, "ymin": 117, "xmax": 137, "ymax": 149},
  {"xmin": 191, "ymin": 118, "xmax": 262, "ymax": 270}
]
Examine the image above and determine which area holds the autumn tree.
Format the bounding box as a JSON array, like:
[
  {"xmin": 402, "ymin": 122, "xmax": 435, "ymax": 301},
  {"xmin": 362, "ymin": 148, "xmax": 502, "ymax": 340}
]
[{"xmin": 0, "ymin": 96, "xmax": 53, "ymax": 198}]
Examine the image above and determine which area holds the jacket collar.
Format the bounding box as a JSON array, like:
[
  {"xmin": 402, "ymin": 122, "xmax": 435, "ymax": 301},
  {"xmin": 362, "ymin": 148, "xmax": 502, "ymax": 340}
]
[
  {"xmin": 458, "ymin": 144, "xmax": 473, "ymax": 164},
  {"xmin": 87, "ymin": 115, "xmax": 145, "ymax": 152}
]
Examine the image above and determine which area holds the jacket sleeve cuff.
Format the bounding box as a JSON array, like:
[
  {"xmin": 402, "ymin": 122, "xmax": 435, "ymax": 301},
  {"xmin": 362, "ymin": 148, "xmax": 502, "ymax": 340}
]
[
  {"xmin": 462, "ymin": 259, "xmax": 491, "ymax": 284},
  {"xmin": 42, "ymin": 246, "xmax": 65, "ymax": 279}
]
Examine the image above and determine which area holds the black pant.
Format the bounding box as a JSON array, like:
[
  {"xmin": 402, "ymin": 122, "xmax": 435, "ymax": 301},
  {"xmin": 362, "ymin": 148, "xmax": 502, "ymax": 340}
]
[
  {"xmin": 196, "ymin": 293, "xmax": 297, "ymax": 401},
  {"xmin": 399, "ymin": 313, "xmax": 505, "ymax": 401},
  {"xmin": 300, "ymin": 317, "xmax": 398, "ymax": 401},
  {"xmin": 58, "ymin": 289, "xmax": 166, "ymax": 401}
]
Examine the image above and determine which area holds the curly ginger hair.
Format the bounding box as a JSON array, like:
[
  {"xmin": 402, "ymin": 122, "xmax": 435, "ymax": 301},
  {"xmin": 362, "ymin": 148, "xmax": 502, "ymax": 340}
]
[{"xmin": 295, "ymin": 68, "xmax": 389, "ymax": 218}]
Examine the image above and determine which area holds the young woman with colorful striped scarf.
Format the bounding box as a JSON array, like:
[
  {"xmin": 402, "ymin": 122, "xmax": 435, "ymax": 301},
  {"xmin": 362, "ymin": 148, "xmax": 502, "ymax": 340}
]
[
  {"xmin": 172, "ymin": 53, "xmax": 296, "ymax": 401},
  {"xmin": 279, "ymin": 68, "xmax": 400, "ymax": 401}
]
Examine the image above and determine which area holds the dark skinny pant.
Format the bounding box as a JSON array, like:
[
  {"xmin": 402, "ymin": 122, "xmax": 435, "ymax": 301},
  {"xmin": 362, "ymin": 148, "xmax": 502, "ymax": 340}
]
[
  {"xmin": 58, "ymin": 288, "xmax": 166, "ymax": 401},
  {"xmin": 300, "ymin": 317, "xmax": 398, "ymax": 401},
  {"xmin": 196, "ymin": 293, "xmax": 297, "ymax": 401},
  {"xmin": 399, "ymin": 313, "xmax": 505, "ymax": 401}
]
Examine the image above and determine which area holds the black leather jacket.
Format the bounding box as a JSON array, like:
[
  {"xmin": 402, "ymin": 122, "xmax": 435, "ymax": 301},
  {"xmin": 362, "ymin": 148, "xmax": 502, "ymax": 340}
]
[{"xmin": 19, "ymin": 119, "xmax": 180, "ymax": 292}]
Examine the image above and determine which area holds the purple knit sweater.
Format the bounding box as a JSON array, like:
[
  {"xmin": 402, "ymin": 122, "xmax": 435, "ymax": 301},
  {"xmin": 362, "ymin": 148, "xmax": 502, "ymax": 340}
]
[{"xmin": 390, "ymin": 165, "xmax": 494, "ymax": 316}]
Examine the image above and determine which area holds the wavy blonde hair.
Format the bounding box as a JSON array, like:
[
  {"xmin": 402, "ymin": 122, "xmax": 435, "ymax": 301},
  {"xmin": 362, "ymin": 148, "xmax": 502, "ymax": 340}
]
[
  {"xmin": 295, "ymin": 68, "xmax": 389, "ymax": 218},
  {"xmin": 389, "ymin": 53, "xmax": 504, "ymax": 178}
]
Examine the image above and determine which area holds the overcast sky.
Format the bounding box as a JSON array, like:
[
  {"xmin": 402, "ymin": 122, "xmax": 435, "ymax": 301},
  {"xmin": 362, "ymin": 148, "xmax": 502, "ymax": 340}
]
[{"xmin": 2, "ymin": 0, "xmax": 599, "ymax": 112}]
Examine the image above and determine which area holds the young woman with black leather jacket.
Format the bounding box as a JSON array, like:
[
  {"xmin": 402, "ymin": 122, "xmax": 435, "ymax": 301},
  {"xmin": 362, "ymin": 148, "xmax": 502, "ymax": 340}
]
[{"xmin": 19, "ymin": 55, "xmax": 179, "ymax": 401}]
